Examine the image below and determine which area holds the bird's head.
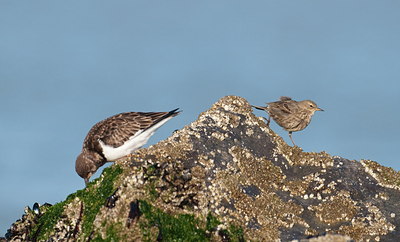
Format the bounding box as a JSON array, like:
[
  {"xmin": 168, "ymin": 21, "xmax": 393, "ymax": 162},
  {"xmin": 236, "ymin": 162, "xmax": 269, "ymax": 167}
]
[
  {"xmin": 75, "ymin": 150, "xmax": 100, "ymax": 186},
  {"xmin": 301, "ymin": 100, "xmax": 324, "ymax": 114}
]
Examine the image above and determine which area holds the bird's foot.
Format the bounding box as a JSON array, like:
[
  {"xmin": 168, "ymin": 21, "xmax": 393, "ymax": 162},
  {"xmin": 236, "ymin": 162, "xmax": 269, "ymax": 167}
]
[{"xmin": 263, "ymin": 117, "xmax": 271, "ymax": 126}]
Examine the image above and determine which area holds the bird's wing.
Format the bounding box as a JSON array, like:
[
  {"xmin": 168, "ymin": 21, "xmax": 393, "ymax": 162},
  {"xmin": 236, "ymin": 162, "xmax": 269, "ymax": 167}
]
[
  {"xmin": 280, "ymin": 102, "xmax": 293, "ymax": 113},
  {"xmin": 279, "ymin": 96, "xmax": 292, "ymax": 101},
  {"xmin": 84, "ymin": 110, "xmax": 179, "ymax": 149},
  {"xmin": 101, "ymin": 112, "xmax": 175, "ymax": 148},
  {"xmin": 267, "ymin": 101, "xmax": 293, "ymax": 114}
]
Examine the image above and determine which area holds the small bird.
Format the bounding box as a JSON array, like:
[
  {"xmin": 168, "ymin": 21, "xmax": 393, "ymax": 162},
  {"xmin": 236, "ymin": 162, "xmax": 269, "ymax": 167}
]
[
  {"xmin": 252, "ymin": 97, "xmax": 323, "ymax": 146},
  {"xmin": 76, "ymin": 109, "xmax": 181, "ymax": 185}
]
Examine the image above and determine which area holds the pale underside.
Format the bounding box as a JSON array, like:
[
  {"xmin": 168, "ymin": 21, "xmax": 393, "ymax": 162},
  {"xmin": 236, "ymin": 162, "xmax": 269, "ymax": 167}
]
[{"xmin": 99, "ymin": 116, "xmax": 173, "ymax": 161}]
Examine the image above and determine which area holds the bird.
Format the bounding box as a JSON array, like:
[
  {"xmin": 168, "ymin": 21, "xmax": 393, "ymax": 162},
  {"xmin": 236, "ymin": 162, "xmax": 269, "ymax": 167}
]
[
  {"xmin": 252, "ymin": 96, "xmax": 323, "ymax": 146},
  {"xmin": 75, "ymin": 108, "xmax": 181, "ymax": 185}
]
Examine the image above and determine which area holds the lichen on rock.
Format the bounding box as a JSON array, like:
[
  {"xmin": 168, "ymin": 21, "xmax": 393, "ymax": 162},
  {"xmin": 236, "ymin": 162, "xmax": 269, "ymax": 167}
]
[{"xmin": 5, "ymin": 95, "xmax": 400, "ymax": 241}]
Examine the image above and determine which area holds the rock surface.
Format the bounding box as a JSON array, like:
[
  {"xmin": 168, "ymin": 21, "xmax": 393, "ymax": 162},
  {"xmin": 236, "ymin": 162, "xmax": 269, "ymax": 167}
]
[{"xmin": 4, "ymin": 96, "xmax": 400, "ymax": 241}]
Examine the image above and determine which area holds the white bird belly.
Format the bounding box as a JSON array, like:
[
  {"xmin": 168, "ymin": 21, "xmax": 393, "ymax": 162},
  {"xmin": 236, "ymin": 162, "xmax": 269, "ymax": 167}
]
[{"xmin": 99, "ymin": 116, "xmax": 173, "ymax": 161}]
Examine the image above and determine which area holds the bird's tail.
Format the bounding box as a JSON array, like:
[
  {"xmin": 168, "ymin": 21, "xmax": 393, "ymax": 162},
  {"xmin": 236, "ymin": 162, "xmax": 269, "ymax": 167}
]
[
  {"xmin": 145, "ymin": 108, "xmax": 181, "ymax": 131},
  {"xmin": 162, "ymin": 108, "xmax": 181, "ymax": 120},
  {"xmin": 167, "ymin": 108, "xmax": 181, "ymax": 117},
  {"xmin": 251, "ymin": 105, "xmax": 267, "ymax": 111}
]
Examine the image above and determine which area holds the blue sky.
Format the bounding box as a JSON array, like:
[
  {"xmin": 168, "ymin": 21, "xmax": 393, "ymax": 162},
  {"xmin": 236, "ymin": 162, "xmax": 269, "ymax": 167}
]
[{"xmin": 1, "ymin": 0, "xmax": 399, "ymax": 235}]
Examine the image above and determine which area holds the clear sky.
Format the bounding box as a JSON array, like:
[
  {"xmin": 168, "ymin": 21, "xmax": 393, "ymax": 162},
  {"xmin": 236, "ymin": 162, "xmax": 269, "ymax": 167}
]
[{"xmin": 1, "ymin": 0, "xmax": 399, "ymax": 235}]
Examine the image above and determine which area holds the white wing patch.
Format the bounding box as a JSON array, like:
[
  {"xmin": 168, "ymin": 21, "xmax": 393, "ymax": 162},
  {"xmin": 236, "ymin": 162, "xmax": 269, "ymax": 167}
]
[{"xmin": 99, "ymin": 116, "xmax": 174, "ymax": 161}]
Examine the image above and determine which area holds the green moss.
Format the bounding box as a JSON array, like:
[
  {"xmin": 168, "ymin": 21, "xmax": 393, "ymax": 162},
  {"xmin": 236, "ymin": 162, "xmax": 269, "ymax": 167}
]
[
  {"xmin": 226, "ymin": 224, "xmax": 245, "ymax": 242},
  {"xmin": 146, "ymin": 182, "xmax": 159, "ymax": 201},
  {"xmin": 206, "ymin": 214, "xmax": 244, "ymax": 242},
  {"xmin": 145, "ymin": 164, "xmax": 157, "ymax": 176},
  {"xmin": 206, "ymin": 213, "xmax": 221, "ymax": 231},
  {"xmin": 139, "ymin": 200, "xmax": 245, "ymax": 242},
  {"xmin": 139, "ymin": 200, "xmax": 207, "ymax": 241},
  {"xmin": 30, "ymin": 165, "xmax": 123, "ymax": 240},
  {"xmin": 78, "ymin": 165, "xmax": 123, "ymax": 236},
  {"xmin": 143, "ymin": 164, "xmax": 162, "ymax": 201},
  {"xmin": 92, "ymin": 223, "xmax": 124, "ymax": 242},
  {"xmin": 29, "ymin": 201, "xmax": 68, "ymax": 240},
  {"xmin": 29, "ymin": 165, "xmax": 245, "ymax": 241}
]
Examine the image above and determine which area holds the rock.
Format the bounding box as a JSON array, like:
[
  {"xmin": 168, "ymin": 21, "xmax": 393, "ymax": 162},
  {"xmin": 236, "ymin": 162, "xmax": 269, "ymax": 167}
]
[
  {"xmin": 294, "ymin": 234, "xmax": 353, "ymax": 242},
  {"xmin": 5, "ymin": 96, "xmax": 400, "ymax": 241}
]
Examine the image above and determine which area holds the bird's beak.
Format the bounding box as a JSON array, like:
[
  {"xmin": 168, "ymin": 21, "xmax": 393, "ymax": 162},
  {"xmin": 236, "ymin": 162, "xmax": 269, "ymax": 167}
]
[{"xmin": 317, "ymin": 107, "xmax": 324, "ymax": 111}]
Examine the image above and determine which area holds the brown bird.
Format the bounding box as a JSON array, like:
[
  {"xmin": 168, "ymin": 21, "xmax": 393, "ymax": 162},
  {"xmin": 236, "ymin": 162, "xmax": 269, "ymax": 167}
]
[
  {"xmin": 252, "ymin": 97, "xmax": 323, "ymax": 146},
  {"xmin": 76, "ymin": 109, "xmax": 181, "ymax": 185}
]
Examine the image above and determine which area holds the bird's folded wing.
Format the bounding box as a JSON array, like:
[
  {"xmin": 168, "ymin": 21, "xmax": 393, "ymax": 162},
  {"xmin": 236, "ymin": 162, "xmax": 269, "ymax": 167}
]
[
  {"xmin": 279, "ymin": 96, "xmax": 292, "ymax": 101},
  {"xmin": 99, "ymin": 112, "xmax": 170, "ymax": 148}
]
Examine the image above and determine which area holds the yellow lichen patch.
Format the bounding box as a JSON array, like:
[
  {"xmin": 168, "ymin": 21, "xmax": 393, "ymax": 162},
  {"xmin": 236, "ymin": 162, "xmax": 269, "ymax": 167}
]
[
  {"xmin": 258, "ymin": 124, "xmax": 335, "ymax": 167},
  {"xmin": 135, "ymin": 131, "xmax": 194, "ymax": 164},
  {"xmin": 210, "ymin": 95, "xmax": 252, "ymax": 114},
  {"xmin": 309, "ymin": 191, "xmax": 358, "ymax": 225},
  {"xmin": 284, "ymin": 179, "xmax": 310, "ymax": 196},
  {"xmin": 192, "ymin": 96, "xmax": 250, "ymax": 133},
  {"xmin": 304, "ymin": 228, "xmax": 318, "ymax": 237},
  {"xmin": 245, "ymin": 128, "xmax": 254, "ymax": 136},
  {"xmin": 215, "ymin": 171, "xmax": 304, "ymax": 240},
  {"xmin": 251, "ymin": 115, "xmax": 287, "ymax": 146},
  {"xmin": 196, "ymin": 108, "xmax": 243, "ymax": 132},
  {"xmin": 190, "ymin": 165, "xmax": 206, "ymax": 180},
  {"xmin": 303, "ymin": 234, "xmax": 353, "ymax": 241},
  {"xmin": 278, "ymin": 145, "xmax": 334, "ymax": 167},
  {"xmin": 197, "ymin": 154, "xmax": 214, "ymax": 167},
  {"xmin": 209, "ymin": 146, "xmax": 306, "ymax": 240},
  {"xmin": 54, "ymin": 197, "xmax": 83, "ymax": 239},
  {"xmin": 229, "ymin": 146, "xmax": 285, "ymax": 189},
  {"xmin": 211, "ymin": 131, "xmax": 229, "ymax": 141},
  {"xmin": 376, "ymin": 192, "xmax": 389, "ymax": 201},
  {"xmin": 338, "ymin": 203, "xmax": 395, "ymax": 241},
  {"xmin": 361, "ymin": 160, "xmax": 400, "ymax": 190},
  {"xmin": 284, "ymin": 172, "xmax": 325, "ymax": 197},
  {"xmin": 251, "ymin": 112, "xmax": 333, "ymax": 168}
]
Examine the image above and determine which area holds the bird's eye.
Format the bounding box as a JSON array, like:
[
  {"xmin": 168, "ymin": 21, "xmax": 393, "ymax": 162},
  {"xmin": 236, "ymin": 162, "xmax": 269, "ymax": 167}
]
[{"xmin": 309, "ymin": 104, "xmax": 313, "ymax": 107}]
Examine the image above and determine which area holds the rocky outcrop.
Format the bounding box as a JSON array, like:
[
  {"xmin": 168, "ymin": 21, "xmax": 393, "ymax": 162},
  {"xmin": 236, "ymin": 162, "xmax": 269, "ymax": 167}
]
[{"xmin": 5, "ymin": 96, "xmax": 400, "ymax": 241}]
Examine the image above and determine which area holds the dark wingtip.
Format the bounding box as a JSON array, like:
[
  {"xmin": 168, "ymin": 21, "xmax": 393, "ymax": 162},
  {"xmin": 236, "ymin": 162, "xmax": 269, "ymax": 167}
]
[{"xmin": 170, "ymin": 108, "xmax": 182, "ymax": 115}]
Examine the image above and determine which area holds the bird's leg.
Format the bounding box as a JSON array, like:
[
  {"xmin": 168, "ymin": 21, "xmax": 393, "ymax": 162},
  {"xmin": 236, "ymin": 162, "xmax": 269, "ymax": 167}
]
[
  {"xmin": 288, "ymin": 131, "xmax": 296, "ymax": 146},
  {"xmin": 84, "ymin": 178, "xmax": 89, "ymax": 187},
  {"xmin": 263, "ymin": 116, "xmax": 271, "ymax": 126}
]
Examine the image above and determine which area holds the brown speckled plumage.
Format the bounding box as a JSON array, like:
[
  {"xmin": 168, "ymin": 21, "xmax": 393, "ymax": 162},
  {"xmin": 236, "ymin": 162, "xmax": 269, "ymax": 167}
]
[
  {"xmin": 253, "ymin": 97, "xmax": 323, "ymax": 146},
  {"xmin": 76, "ymin": 109, "xmax": 180, "ymax": 185}
]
